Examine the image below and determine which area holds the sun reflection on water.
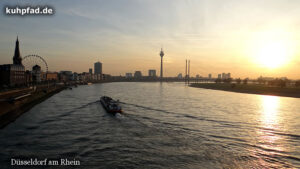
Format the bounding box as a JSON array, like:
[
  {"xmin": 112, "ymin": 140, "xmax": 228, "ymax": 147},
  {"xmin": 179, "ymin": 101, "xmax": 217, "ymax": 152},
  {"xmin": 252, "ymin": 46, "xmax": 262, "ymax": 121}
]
[
  {"xmin": 254, "ymin": 95, "xmax": 285, "ymax": 163},
  {"xmin": 261, "ymin": 95, "xmax": 279, "ymax": 129}
]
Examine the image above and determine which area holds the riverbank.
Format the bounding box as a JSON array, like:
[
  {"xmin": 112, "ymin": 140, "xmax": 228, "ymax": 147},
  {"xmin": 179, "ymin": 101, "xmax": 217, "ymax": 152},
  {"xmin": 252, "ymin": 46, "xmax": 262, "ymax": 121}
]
[
  {"xmin": 0, "ymin": 86, "xmax": 66, "ymax": 128},
  {"xmin": 190, "ymin": 83, "xmax": 300, "ymax": 98}
]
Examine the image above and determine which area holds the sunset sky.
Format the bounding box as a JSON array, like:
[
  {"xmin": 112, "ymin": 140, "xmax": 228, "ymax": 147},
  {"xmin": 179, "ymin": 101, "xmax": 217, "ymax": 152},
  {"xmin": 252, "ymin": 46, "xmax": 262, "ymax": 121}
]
[{"xmin": 0, "ymin": 0, "xmax": 300, "ymax": 79}]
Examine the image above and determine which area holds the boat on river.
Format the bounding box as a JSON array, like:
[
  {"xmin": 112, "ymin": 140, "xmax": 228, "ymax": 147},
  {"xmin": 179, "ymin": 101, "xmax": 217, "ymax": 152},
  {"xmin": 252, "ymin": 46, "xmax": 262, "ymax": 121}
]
[{"xmin": 100, "ymin": 96, "xmax": 122, "ymax": 114}]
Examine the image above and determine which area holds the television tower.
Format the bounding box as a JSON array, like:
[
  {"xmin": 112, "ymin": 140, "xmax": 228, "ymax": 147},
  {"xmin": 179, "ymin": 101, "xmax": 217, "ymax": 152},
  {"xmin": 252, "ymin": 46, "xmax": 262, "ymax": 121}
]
[
  {"xmin": 160, "ymin": 48, "xmax": 164, "ymax": 79},
  {"xmin": 185, "ymin": 59, "xmax": 187, "ymax": 84},
  {"xmin": 188, "ymin": 59, "xmax": 190, "ymax": 84}
]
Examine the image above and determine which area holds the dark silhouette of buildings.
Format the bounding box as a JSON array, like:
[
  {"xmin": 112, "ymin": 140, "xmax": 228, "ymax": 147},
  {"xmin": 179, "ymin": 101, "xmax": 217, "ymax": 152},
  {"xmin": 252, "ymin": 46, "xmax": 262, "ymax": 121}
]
[
  {"xmin": 0, "ymin": 37, "xmax": 25, "ymax": 87},
  {"xmin": 94, "ymin": 61, "xmax": 102, "ymax": 80},
  {"xmin": 125, "ymin": 73, "xmax": 133, "ymax": 78},
  {"xmin": 148, "ymin": 69, "xmax": 156, "ymax": 77},
  {"xmin": 32, "ymin": 65, "xmax": 41, "ymax": 83},
  {"xmin": 13, "ymin": 36, "xmax": 22, "ymax": 65},
  {"xmin": 59, "ymin": 71, "xmax": 73, "ymax": 81},
  {"xmin": 134, "ymin": 71, "xmax": 142, "ymax": 78}
]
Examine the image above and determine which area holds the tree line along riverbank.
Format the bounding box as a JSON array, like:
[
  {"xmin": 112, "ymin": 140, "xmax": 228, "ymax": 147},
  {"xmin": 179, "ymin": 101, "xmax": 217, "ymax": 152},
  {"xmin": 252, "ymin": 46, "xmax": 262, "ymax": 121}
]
[{"xmin": 190, "ymin": 83, "xmax": 300, "ymax": 98}]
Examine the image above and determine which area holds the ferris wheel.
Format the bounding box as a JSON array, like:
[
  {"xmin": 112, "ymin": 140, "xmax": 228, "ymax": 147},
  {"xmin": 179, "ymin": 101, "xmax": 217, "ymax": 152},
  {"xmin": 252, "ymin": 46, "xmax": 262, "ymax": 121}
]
[{"xmin": 22, "ymin": 54, "xmax": 48, "ymax": 72}]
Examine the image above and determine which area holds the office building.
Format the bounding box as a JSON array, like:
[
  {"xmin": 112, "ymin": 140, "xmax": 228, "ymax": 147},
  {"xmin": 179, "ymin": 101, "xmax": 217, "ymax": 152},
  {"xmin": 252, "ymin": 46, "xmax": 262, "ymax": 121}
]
[
  {"xmin": 134, "ymin": 71, "xmax": 142, "ymax": 78},
  {"xmin": 32, "ymin": 65, "xmax": 41, "ymax": 83},
  {"xmin": 220, "ymin": 72, "xmax": 231, "ymax": 79},
  {"xmin": 222, "ymin": 73, "xmax": 226, "ymax": 79},
  {"xmin": 227, "ymin": 73, "xmax": 231, "ymax": 79},
  {"xmin": 125, "ymin": 73, "xmax": 133, "ymax": 78},
  {"xmin": 148, "ymin": 69, "xmax": 156, "ymax": 77},
  {"xmin": 94, "ymin": 62, "xmax": 102, "ymax": 80}
]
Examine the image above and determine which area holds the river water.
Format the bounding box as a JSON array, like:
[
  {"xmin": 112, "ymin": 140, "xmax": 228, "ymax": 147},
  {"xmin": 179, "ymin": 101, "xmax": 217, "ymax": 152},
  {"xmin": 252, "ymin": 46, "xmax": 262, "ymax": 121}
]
[{"xmin": 0, "ymin": 82, "xmax": 299, "ymax": 168}]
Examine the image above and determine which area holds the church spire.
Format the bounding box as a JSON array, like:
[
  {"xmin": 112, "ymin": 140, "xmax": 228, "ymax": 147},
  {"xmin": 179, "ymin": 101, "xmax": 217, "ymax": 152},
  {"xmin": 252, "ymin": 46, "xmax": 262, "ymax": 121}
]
[{"xmin": 13, "ymin": 36, "xmax": 22, "ymax": 65}]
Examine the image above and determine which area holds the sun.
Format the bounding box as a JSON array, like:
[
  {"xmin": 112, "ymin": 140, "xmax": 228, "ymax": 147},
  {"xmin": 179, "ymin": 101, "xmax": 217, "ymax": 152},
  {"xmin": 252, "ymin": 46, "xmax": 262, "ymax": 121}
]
[
  {"xmin": 256, "ymin": 41, "xmax": 288, "ymax": 69},
  {"xmin": 247, "ymin": 29, "xmax": 296, "ymax": 69}
]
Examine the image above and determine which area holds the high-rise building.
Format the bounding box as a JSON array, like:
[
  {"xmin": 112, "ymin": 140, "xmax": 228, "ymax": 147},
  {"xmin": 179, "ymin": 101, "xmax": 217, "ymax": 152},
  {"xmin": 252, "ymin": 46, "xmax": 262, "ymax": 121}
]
[
  {"xmin": 222, "ymin": 73, "xmax": 226, "ymax": 79},
  {"xmin": 220, "ymin": 72, "xmax": 231, "ymax": 79},
  {"xmin": 208, "ymin": 74, "xmax": 212, "ymax": 79},
  {"xmin": 89, "ymin": 68, "xmax": 92, "ymax": 74},
  {"xmin": 218, "ymin": 74, "xmax": 222, "ymax": 79},
  {"xmin": 148, "ymin": 69, "xmax": 156, "ymax": 77},
  {"xmin": 94, "ymin": 62, "xmax": 102, "ymax": 80},
  {"xmin": 227, "ymin": 73, "xmax": 231, "ymax": 79},
  {"xmin": 134, "ymin": 71, "xmax": 142, "ymax": 78},
  {"xmin": 32, "ymin": 65, "xmax": 41, "ymax": 83}
]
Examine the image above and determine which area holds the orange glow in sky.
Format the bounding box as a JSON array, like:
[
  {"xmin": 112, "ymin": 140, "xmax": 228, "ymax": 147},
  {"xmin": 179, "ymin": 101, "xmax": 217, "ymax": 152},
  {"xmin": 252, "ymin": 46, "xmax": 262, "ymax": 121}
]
[{"xmin": 0, "ymin": 1, "xmax": 300, "ymax": 78}]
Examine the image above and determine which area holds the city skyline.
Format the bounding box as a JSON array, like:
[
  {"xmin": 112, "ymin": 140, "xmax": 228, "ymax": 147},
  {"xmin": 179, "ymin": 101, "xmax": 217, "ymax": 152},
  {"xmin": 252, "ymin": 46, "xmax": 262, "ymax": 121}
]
[{"xmin": 1, "ymin": 0, "xmax": 300, "ymax": 79}]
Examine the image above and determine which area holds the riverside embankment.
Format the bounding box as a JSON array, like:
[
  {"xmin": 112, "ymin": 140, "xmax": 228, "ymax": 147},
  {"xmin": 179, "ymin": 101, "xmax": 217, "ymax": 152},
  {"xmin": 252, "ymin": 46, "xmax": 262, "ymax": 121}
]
[
  {"xmin": 0, "ymin": 85, "xmax": 66, "ymax": 128},
  {"xmin": 190, "ymin": 83, "xmax": 300, "ymax": 98}
]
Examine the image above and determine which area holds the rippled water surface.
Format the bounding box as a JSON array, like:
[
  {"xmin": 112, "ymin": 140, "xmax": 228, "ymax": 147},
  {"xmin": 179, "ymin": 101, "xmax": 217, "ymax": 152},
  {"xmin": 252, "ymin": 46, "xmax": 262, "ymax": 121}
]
[{"xmin": 0, "ymin": 82, "xmax": 299, "ymax": 168}]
